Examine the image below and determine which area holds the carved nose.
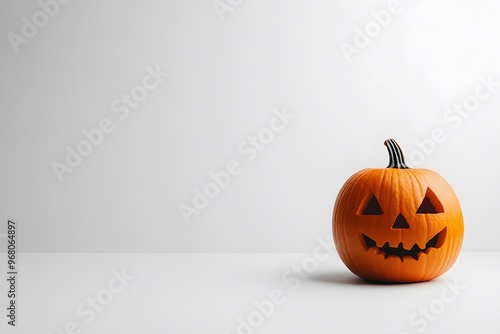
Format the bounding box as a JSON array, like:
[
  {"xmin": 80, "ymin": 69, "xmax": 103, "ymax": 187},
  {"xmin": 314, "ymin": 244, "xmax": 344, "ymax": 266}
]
[{"xmin": 392, "ymin": 213, "xmax": 410, "ymax": 229}]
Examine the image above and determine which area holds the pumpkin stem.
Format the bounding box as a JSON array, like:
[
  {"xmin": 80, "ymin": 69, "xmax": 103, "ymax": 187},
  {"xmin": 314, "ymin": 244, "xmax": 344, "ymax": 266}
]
[{"xmin": 384, "ymin": 138, "xmax": 409, "ymax": 169}]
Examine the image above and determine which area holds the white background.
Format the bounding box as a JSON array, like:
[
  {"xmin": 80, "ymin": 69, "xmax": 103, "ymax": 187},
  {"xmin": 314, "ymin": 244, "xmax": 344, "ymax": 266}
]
[{"xmin": 1, "ymin": 0, "xmax": 500, "ymax": 252}]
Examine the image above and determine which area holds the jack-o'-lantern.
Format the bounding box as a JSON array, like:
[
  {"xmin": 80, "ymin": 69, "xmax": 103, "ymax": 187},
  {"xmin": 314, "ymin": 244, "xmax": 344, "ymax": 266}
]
[{"xmin": 332, "ymin": 139, "xmax": 464, "ymax": 283}]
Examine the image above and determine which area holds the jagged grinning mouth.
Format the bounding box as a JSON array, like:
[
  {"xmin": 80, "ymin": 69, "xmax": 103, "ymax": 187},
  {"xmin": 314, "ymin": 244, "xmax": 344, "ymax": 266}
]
[{"xmin": 361, "ymin": 227, "xmax": 447, "ymax": 261}]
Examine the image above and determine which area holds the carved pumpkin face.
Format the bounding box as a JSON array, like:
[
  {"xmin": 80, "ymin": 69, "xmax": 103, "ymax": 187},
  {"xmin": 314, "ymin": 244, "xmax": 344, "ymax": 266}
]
[{"xmin": 333, "ymin": 139, "xmax": 464, "ymax": 283}]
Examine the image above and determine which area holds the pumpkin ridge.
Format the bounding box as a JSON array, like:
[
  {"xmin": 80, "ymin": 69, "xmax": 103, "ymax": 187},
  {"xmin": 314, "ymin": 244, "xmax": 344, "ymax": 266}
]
[{"xmin": 333, "ymin": 169, "xmax": 372, "ymax": 275}]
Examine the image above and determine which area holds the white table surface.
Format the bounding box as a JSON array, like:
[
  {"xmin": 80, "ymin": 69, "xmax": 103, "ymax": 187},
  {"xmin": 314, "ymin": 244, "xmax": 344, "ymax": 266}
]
[{"xmin": 1, "ymin": 252, "xmax": 498, "ymax": 334}]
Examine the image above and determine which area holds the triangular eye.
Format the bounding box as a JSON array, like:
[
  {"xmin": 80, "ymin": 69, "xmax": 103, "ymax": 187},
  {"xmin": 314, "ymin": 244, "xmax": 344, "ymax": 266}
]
[
  {"xmin": 417, "ymin": 188, "xmax": 444, "ymax": 214},
  {"xmin": 361, "ymin": 195, "xmax": 383, "ymax": 215}
]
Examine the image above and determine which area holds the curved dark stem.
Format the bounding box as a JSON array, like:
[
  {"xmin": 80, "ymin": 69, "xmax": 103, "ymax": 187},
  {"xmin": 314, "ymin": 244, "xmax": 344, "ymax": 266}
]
[{"xmin": 384, "ymin": 138, "xmax": 409, "ymax": 169}]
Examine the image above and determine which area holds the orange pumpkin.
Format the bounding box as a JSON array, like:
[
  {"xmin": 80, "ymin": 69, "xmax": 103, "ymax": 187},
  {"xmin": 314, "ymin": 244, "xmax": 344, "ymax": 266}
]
[{"xmin": 332, "ymin": 139, "xmax": 464, "ymax": 283}]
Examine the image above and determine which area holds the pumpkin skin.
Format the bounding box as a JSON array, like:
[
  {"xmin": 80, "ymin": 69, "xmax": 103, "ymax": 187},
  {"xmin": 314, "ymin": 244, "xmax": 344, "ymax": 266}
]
[{"xmin": 332, "ymin": 139, "xmax": 464, "ymax": 283}]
